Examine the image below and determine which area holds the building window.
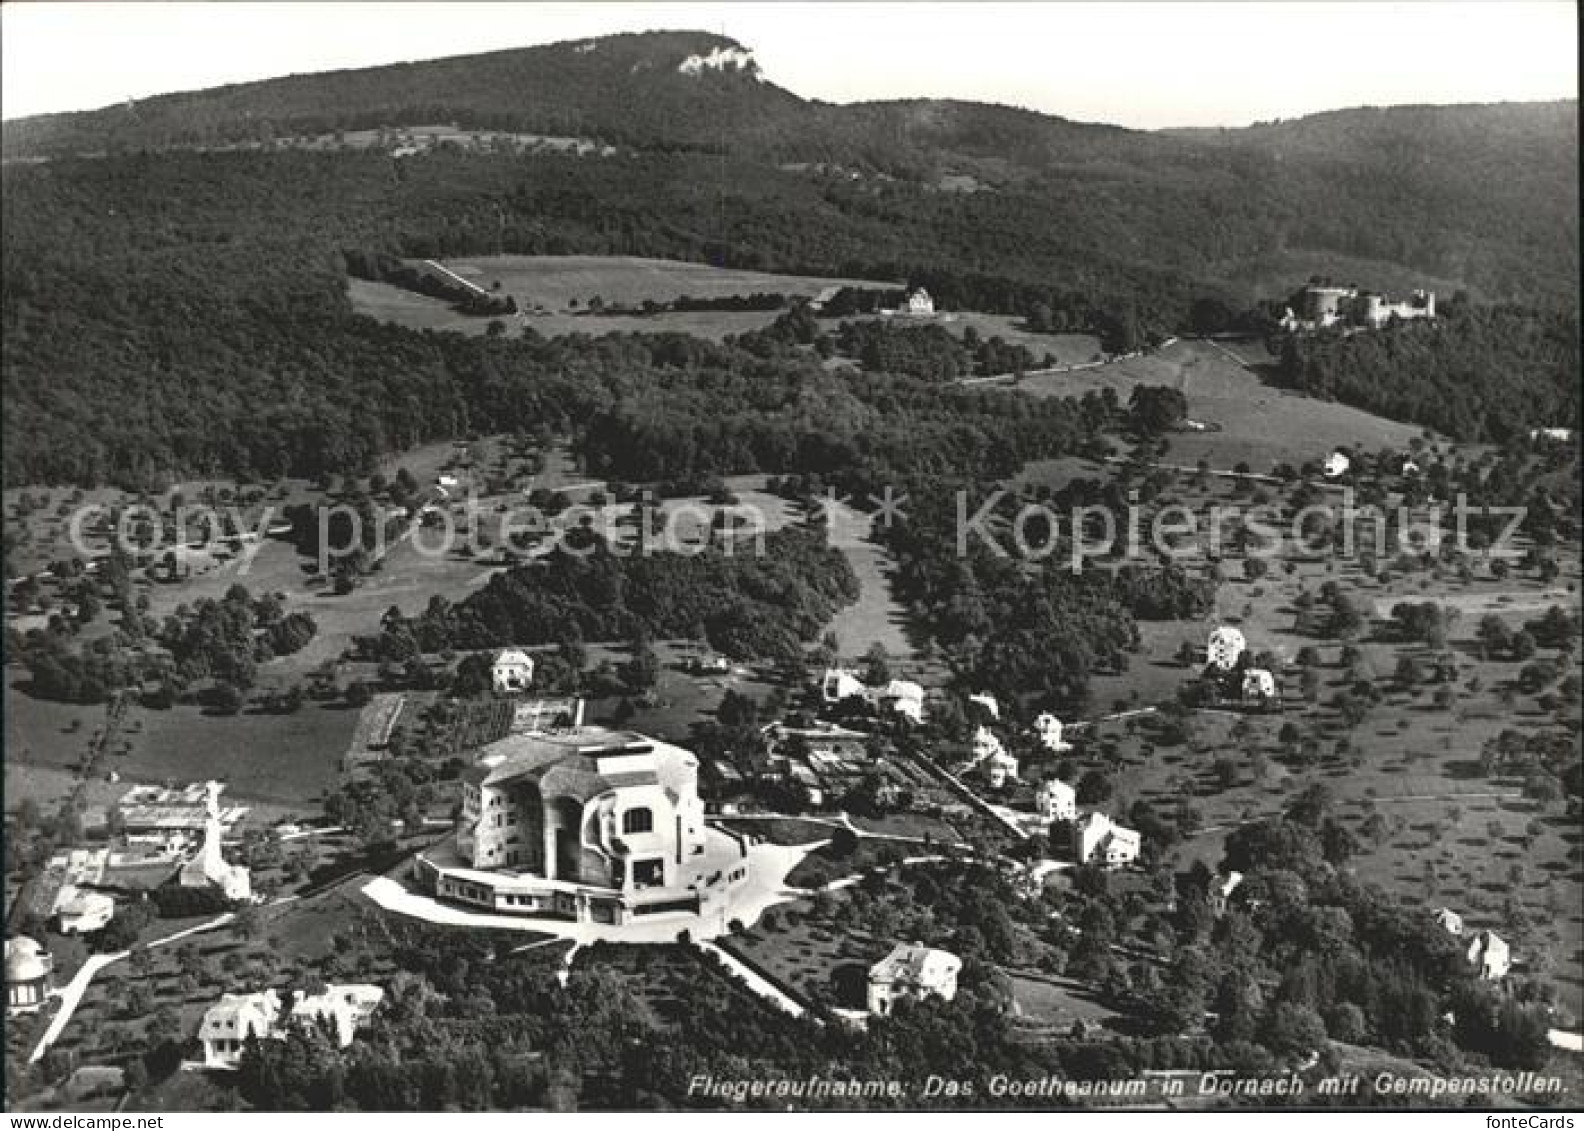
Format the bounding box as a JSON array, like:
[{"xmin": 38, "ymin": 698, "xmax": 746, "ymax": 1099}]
[{"xmin": 622, "ymin": 808, "xmax": 653, "ymax": 835}]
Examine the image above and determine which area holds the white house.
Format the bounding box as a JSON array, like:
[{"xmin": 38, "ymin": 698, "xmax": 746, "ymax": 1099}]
[
  {"xmin": 968, "ymin": 692, "xmax": 1000, "ymax": 720},
  {"xmin": 901, "ymin": 288, "xmax": 934, "ymax": 317},
  {"xmin": 5, "ymin": 937, "xmax": 54, "ymax": 1015},
  {"xmin": 178, "ymin": 782, "xmax": 252, "ymax": 902},
  {"xmin": 1323, "ymin": 451, "xmax": 1351, "ymax": 478},
  {"xmin": 491, "ymin": 649, "xmax": 535, "ymax": 694},
  {"xmin": 1241, "ymin": 668, "xmax": 1278, "ymax": 703},
  {"xmin": 53, "ymin": 884, "xmax": 115, "ymax": 935},
  {"xmin": 1036, "ymin": 778, "xmax": 1077, "ymax": 823},
  {"xmin": 199, "ymin": 984, "xmax": 385, "ymax": 1069},
  {"xmin": 971, "ymin": 726, "xmax": 1005, "ymax": 762},
  {"xmin": 1467, "ymin": 931, "xmax": 1511, "ymax": 980},
  {"xmin": 1033, "ymin": 713, "xmax": 1070, "ymax": 752},
  {"xmin": 878, "ymin": 680, "xmax": 926, "ymax": 724},
  {"xmin": 987, "ymin": 748, "xmax": 1019, "ymax": 789},
  {"xmin": 1206, "ymin": 626, "xmax": 1247, "ymax": 671},
  {"xmin": 821, "ymin": 668, "xmax": 867, "ymax": 705},
  {"xmin": 1073, "ymin": 812, "xmax": 1141, "ymax": 869},
  {"xmin": 1210, "ymin": 871, "xmax": 1244, "ymax": 917},
  {"xmin": 1432, "ymin": 907, "xmax": 1464, "ymax": 937},
  {"xmin": 867, "ymin": 942, "xmax": 960, "ymax": 1015}
]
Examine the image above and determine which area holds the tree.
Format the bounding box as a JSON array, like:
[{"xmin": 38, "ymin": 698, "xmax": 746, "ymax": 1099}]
[{"xmin": 211, "ymin": 682, "xmax": 245, "ymax": 715}]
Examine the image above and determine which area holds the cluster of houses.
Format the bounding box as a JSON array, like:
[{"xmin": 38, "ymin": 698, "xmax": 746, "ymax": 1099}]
[
  {"xmin": 1203, "ymin": 626, "xmax": 1280, "ymax": 709},
  {"xmin": 1433, "ymin": 907, "xmax": 1513, "ymax": 980},
  {"xmin": 821, "ymin": 668, "xmax": 926, "ymax": 724},
  {"xmin": 199, "ymin": 983, "xmax": 385, "ymax": 1069}
]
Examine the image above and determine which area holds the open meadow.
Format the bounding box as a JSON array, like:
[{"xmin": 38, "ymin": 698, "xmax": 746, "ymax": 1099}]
[{"xmin": 1014, "ymin": 338, "xmax": 1427, "ymax": 467}]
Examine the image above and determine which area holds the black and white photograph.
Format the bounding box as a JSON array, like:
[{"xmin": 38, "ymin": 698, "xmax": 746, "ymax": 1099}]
[{"xmin": 1, "ymin": 0, "xmax": 1579, "ymax": 1117}]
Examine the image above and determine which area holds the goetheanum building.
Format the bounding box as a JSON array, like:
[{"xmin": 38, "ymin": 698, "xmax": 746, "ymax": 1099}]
[{"xmin": 413, "ymin": 727, "xmax": 751, "ymax": 925}]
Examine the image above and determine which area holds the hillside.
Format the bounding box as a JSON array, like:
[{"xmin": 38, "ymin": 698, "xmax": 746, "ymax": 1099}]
[
  {"xmin": 0, "ymin": 30, "xmax": 1578, "ymax": 488},
  {"xmin": 2, "ymin": 32, "xmax": 1576, "ymax": 305}
]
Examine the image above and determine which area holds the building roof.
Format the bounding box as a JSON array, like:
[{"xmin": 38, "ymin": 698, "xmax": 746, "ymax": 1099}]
[
  {"xmin": 870, "ymin": 942, "xmax": 960, "ymax": 986},
  {"xmin": 493, "ymin": 649, "xmax": 534, "ymax": 667},
  {"xmin": 5, "ymin": 937, "xmax": 51, "ymax": 984},
  {"xmin": 464, "ymin": 727, "xmax": 684, "ymax": 799}
]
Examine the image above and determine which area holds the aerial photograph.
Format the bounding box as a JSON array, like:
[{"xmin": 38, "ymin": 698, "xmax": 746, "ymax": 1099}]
[{"xmin": 1, "ymin": 0, "xmax": 1579, "ymax": 1118}]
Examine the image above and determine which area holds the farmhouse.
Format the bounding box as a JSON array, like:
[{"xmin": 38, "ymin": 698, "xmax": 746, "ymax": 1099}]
[
  {"xmin": 1241, "ymin": 668, "xmax": 1278, "ymax": 704},
  {"xmin": 1210, "ymin": 871, "xmax": 1244, "ymax": 917},
  {"xmin": 491, "ymin": 648, "xmax": 536, "ymax": 694},
  {"xmin": 414, "ymin": 727, "xmax": 751, "ymax": 925},
  {"xmin": 878, "ymin": 680, "xmax": 926, "ymax": 723},
  {"xmin": 53, "ymin": 884, "xmax": 115, "ymax": 935},
  {"xmin": 867, "ymin": 942, "xmax": 961, "ymax": 1016},
  {"xmin": 1467, "ymin": 930, "xmax": 1512, "ymax": 980},
  {"xmin": 199, "ymin": 984, "xmax": 385, "ymax": 1070},
  {"xmin": 1323, "ymin": 451, "xmax": 1352, "ymax": 478},
  {"xmin": 1036, "ymin": 777, "xmax": 1077, "ymax": 823},
  {"xmin": 1206, "ymin": 626, "xmax": 1247, "ymax": 671},
  {"xmin": 5, "ymin": 937, "xmax": 54, "ymax": 1015},
  {"xmin": 1033, "ymin": 712, "xmax": 1071, "ymax": 752},
  {"xmin": 1432, "ymin": 907, "xmax": 1464, "ymax": 937},
  {"xmin": 968, "ymin": 692, "xmax": 1000, "ymax": 719},
  {"xmin": 821, "ymin": 668, "xmax": 867, "ymax": 704},
  {"xmin": 1073, "ymin": 812, "xmax": 1141, "ymax": 869},
  {"xmin": 901, "ymin": 288, "xmax": 935, "ymax": 316}
]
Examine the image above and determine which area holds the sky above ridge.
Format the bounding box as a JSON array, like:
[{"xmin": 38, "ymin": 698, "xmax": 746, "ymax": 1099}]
[{"xmin": 2, "ymin": 1, "xmax": 1577, "ymax": 127}]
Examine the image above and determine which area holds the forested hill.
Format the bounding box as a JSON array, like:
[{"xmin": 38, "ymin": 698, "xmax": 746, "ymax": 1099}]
[{"xmin": 2, "ymin": 30, "xmax": 1577, "ymax": 305}]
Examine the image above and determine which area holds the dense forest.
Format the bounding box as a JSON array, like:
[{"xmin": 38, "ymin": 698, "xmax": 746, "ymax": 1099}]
[
  {"xmin": 3, "ymin": 51, "xmax": 1577, "ymax": 489},
  {"xmin": 1275, "ymin": 304, "xmax": 1580, "ymax": 442},
  {"xmin": 361, "ymin": 526, "xmax": 860, "ymax": 664}
]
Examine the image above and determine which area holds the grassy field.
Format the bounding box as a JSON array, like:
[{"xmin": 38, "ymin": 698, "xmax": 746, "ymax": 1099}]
[
  {"xmin": 113, "ymin": 702, "xmax": 356, "ymax": 807},
  {"xmin": 1014, "ymin": 338, "xmax": 1426, "ymax": 467},
  {"xmin": 350, "ymin": 255, "xmax": 898, "ymax": 341}
]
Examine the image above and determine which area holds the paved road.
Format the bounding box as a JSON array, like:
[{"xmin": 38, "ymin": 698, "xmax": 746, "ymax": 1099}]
[{"xmin": 30, "ymin": 911, "xmax": 236, "ymax": 1064}]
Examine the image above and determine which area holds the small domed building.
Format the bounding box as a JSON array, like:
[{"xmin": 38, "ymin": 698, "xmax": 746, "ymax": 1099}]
[{"xmin": 6, "ymin": 936, "xmax": 55, "ymax": 1015}]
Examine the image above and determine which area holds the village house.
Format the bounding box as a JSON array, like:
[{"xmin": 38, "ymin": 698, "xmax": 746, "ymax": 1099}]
[
  {"xmin": 1036, "ymin": 777, "xmax": 1077, "ymax": 823},
  {"xmin": 5, "ymin": 937, "xmax": 54, "ymax": 1015},
  {"xmin": 1033, "ymin": 713, "xmax": 1071, "ymax": 752},
  {"xmin": 199, "ymin": 984, "xmax": 385, "ymax": 1069},
  {"xmin": 900, "ymin": 288, "xmax": 935, "ymax": 316},
  {"xmin": 986, "ymin": 748, "xmax": 1019, "ymax": 789},
  {"xmin": 53, "ymin": 884, "xmax": 115, "ymax": 935},
  {"xmin": 1072, "ymin": 812, "xmax": 1141, "ymax": 869},
  {"xmin": 491, "ymin": 648, "xmax": 536, "ymax": 694},
  {"xmin": 1241, "ymin": 668, "xmax": 1278, "ymax": 704},
  {"xmin": 877, "ymin": 679, "xmax": 926, "ymax": 723},
  {"xmin": 414, "ymin": 727, "xmax": 751, "ymax": 926},
  {"xmin": 867, "ymin": 942, "xmax": 961, "ymax": 1016},
  {"xmin": 1323, "ymin": 451, "xmax": 1352, "ymax": 478},
  {"xmin": 820, "ymin": 667, "xmax": 867, "ymax": 705},
  {"xmin": 1206, "ymin": 626, "xmax": 1246, "ymax": 671},
  {"xmin": 1210, "ymin": 871, "xmax": 1244, "ymax": 917},
  {"xmin": 1467, "ymin": 930, "xmax": 1512, "ymax": 980},
  {"xmin": 1432, "ymin": 907, "xmax": 1464, "ymax": 936}
]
